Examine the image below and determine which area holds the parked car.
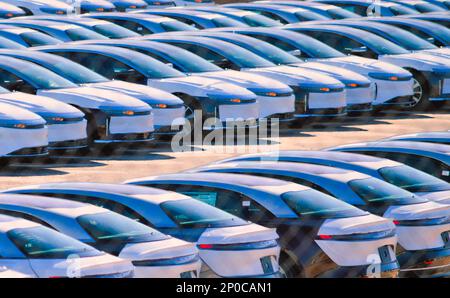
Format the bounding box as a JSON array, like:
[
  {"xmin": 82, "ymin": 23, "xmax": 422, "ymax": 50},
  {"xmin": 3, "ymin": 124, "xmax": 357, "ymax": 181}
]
[
  {"xmin": 171, "ymin": 0, "xmax": 214, "ymax": 6},
  {"xmin": 0, "ymin": 214, "xmax": 134, "ymax": 278},
  {"xmin": 132, "ymin": 8, "xmax": 249, "ymax": 29},
  {"xmin": 285, "ymin": 24, "xmax": 450, "ymax": 109},
  {"xmin": 1, "ymin": 0, "xmax": 74, "ymax": 15},
  {"xmin": 0, "ymin": 56, "xmax": 155, "ymax": 145},
  {"xmin": 141, "ymin": 0, "xmax": 175, "ymax": 8},
  {"xmin": 0, "ymin": 25, "xmax": 62, "ymax": 47},
  {"xmin": 145, "ymin": 35, "xmax": 348, "ymax": 119},
  {"xmin": 216, "ymin": 150, "xmax": 450, "ymax": 204},
  {"xmin": 24, "ymin": 16, "xmax": 140, "ymax": 39},
  {"xmin": 37, "ymin": 44, "xmax": 261, "ymax": 131},
  {"xmin": 0, "ymin": 2, "xmax": 25, "ymax": 18},
  {"xmin": 223, "ymin": 3, "xmax": 330, "ymax": 24},
  {"xmin": 314, "ymin": 0, "xmax": 420, "ymax": 16},
  {"xmin": 78, "ymin": 0, "xmax": 116, "ymax": 13},
  {"xmin": 1, "ymin": 19, "xmax": 109, "ymax": 42},
  {"xmin": 82, "ymin": 13, "xmax": 198, "ymax": 35},
  {"xmin": 328, "ymin": 141, "xmax": 450, "ymax": 182},
  {"xmin": 82, "ymin": 39, "xmax": 296, "ymax": 121},
  {"xmin": 1, "ymin": 49, "xmax": 185, "ymax": 138},
  {"xmin": 191, "ymin": 161, "xmax": 450, "ymax": 277},
  {"xmin": 0, "ymin": 86, "xmax": 87, "ymax": 151},
  {"xmin": 0, "ymin": 194, "xmax": 201, "ymax": 278},
  {"xmin": 404, "ymin": 13, "xmax": 450, "ymax": 29},
  {"xmin": 254, "ymin": 1, "xmax": 360, "ymax": 19},
  {"xmin": 180, "ymin": 6, "xmax": 283, "ymax": 27},
  {"xmin": 105, "ymin": 0, "xmax": 147, "ymax": 12},
  {"xmin": 215, "ymin": 27, "xmax": 414, "ymax": 110},
  {"xmin": 125, "ymin": 172, "xmax": 399, "ymax": 278},
  {"xmin": 177, "ymin": 31, "xmax": 374, "ymax": 113},
  {"xmin": 423, "ymin": 0, "xmax": 450, "ymax": 9},
  {"xmin": 0, "ymin": 102, "xmax": 48, "ymax": 160},
  {"xmin": 386, "ymin": 0, "xmax": 446, "ymax": 13},
  {"xmin": 4, "ymin": 183, "xmax": 282, "ymax": 278}
]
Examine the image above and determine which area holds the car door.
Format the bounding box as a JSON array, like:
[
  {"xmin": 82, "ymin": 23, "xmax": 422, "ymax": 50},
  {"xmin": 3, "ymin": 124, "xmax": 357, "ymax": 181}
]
[{"xmin": 0, "ymin": 69, "xmax": 37, "ymax": 94}]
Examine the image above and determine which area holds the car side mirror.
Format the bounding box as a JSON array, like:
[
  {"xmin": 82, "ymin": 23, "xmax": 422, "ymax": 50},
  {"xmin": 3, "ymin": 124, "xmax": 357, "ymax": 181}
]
[{"xmin": 426, "ymin": 37, "xmax": 435, "ymax": 44}]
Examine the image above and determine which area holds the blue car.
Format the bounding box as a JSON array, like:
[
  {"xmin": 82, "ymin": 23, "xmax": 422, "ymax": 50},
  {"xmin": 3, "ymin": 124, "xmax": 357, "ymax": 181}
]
[
  {"xmin": 404, "ymin": 13, "xmax": 450, "ymax": 29},
  {"xmin": 23, "ymin": 16, "xmax": 140, "ymax": 39},
  {"xmin": 215, "ymin": 27, "xmax": 414, "ymax": 109},
  {"xmin": 1, "ymin": 19, "xmax": 109, "ymax": 41},
  {"xmin": 314, "ymin": 0, "xmax": 420, "ymax": 16},
  {"xmin": 423, "ymin": 0, "xmax": 450, "ymax": 9},
  {"xmin": 386, "ymin": 0, "xmax": 447, "ymax": 13},
  {"xmin": 367, "ymin": 17, "xmax": 450, "ymax": 48},
  {"xmin": 253, "ymin": 1, "xmax": 360, "ymax": 19},
  {"xmin": 78, "ymin": 0, "xmax": 116, "ymax": 13},
  {"xmin": 178, "ymin": 6, "xmax": 283, "ymax": 27},
  {"xmin": 145, "ymin": 34, "xmax": 349, "ymax": 119},
  {"xmin": 190, "ymin": 161, "xmax": 450, "ymax": 277},
  {"xmin": 223, "ymin": 3, "xmax": 330, "ymax": 24},
  {"xmin": 0, "ymin": 24, "xmax": 61, "ymax": 47},
  {"xmin": 132, "ymin": 8, "xmax": 249, "ymax": 29},
  {"xmin": 0, "ymin": 2, "xmax": 25, "ymax": 18},
  {"xmin": 216, "ymin": 150, "xmax": 450, "ymax": 204},
  {"xmin": 285, "ymin": 24, "xmax": 450, "ymax": 109},
  {"xmin": 82, "ymin": 12, "xmax": 197, "ymax": 35},
  {"xmin": 3, "ymin": 182, "xmax": 282, "ymax": 278},
  {"xmin": 328, "ymin": 141, "xmax": 450, "ymax": 182},
  {"xmin": 125, "ymin": 172, "xmax": 400, "ymax": 278},
  {"xmin": 107, "ymin": 0, "xmax": 147, "ymax": 12}
]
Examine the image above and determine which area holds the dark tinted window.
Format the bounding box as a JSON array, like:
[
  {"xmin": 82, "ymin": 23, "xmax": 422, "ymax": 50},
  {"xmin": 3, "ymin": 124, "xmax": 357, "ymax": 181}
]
[{"xmin": 107, "ymin": 19, "xmax": 153, "ymax": 35}]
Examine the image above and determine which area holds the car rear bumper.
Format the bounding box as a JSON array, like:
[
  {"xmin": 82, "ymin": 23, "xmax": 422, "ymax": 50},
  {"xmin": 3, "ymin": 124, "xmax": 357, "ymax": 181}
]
[{"xmin": 398, "ymin": 246, "xmax": 450, "ymax": 278}]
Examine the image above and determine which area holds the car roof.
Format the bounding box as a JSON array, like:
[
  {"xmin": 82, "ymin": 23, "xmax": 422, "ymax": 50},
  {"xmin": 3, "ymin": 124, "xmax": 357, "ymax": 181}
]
[
  {"xmin": 225, "ymin": 3, "xmax": 309, "ymax": 12},
  {"xmin": 86, "ymin": 12, "xmax": 175, "ymax": 22},
  {"xmin": 215, "ymin": 26, "xmax": 310, "ymax": 41},
  {"xmin": 385, "ymin": 131, "xmax": 450, "ymax": 140},
  {"xmin": 147, "ymin": 34, "xmax": 247, "ymax": 51},
  {"xmin": 141, "ymin": 8, "xmax": 228, "ymax": 19},
  {"xmin": 0, "ymin": 55, "xmax": 47, "ymax": 72},
  {"xmin": 3, "ymin": 19, "xmax": 79, "ymax": 30},
  {"xmin": 332, "ymin": 140, "xmax": 450, "ymax": 153},
  {"xmin": 285, "ymin": 23, "xmax": 368, "ymax": 35},
  {"xmin": 179, "ymin": 30, "xmax": 270, "ymax": 45}
]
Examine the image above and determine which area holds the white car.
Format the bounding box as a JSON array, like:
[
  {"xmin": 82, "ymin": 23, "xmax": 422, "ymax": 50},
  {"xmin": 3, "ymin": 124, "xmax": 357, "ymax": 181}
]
[
  {"xmin": 1, "ymin": 0, "xmax": 75, "ymax": 15},
  {"xmin": 0, "ymin": 194, "xmax": 201, "ymax": 278},
  {"xmin": 0, "ymin": 214, "xmax": 134, "ymax": 278},
  {"xmin": 0, "ymin": 87, "xmax": 87, "ymax": 151},
  {"xmin": 5, "ymin": 183, "xmax": 283, "ymax": 278},
  {"xmin": 0, "ymin": 56, "xmax": 154, "ymax": 145},
  {"xmin": 0, "ymin": 102, "xmax": 48, "ymax": 160}
]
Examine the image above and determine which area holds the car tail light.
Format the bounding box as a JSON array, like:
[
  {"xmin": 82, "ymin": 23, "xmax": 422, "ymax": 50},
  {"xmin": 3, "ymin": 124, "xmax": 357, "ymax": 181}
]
[
  {"xmin": 318, "ymin": 234, "xmax": 333, "ymax": 240},
  {"xmin": 394, "ymin": 216, "xmax": 450, "ymax": 226},
  {"xmin": 198, "ymin": 244, "xmax": 213, "ymax": 249}
]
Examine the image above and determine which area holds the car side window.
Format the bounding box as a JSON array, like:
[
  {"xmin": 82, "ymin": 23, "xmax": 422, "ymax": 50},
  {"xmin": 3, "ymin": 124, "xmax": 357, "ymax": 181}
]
[
  {"xmin": 170, "ymin": 42, "xmax": 239, "ymax": 70},
  {"xmin": 336, "ymin": 4, "xmax": 367, "ymax": 15},
  {"xmin": 248, "ymin": 34, "xmax": 307, "ymax": 58},
  {"xmin": 108, "ymin": 19, "xmax": 152, "ymax": 35},
  {"xmin": 0, "ymin": 210, "xmax": 55, "ymax": 229},
  {"xmin": 249, "ymin": 10, "xmax": 288, "ymax": 24},
  {"xmin": 396, "ymin": 25, "xmax": 443, "ymax": 47},
  {"xmin": 167, "ymin": 16, "xmax": 203, "ymax": 29},
  {"xmin": 0, "ymin": 70, "xmax": 36, "ymax": 94}
]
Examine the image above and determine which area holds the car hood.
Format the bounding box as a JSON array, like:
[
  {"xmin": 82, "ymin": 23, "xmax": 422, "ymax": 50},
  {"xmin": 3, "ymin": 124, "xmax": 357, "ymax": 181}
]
[
  {"xmin": 155, "ymin": 75, "xmax": 257, "ymax": 99},
  {"xmin": 321, "ymin": 55, "xmax": 411, "ymax": 75},
  {"xmin": 250, "ymin": 65, "xmax": 345, "ymax": 88},
  {"xmin": 119, "ymin": 237, "xmax": 198, "ymax": 261},
  {"xmin": 417, "ymin": 190, "xmax": 450, "ymax": 205},
  {"xmin": 0, "ymin": 102, "xmax": 45, "ymax": 124},
  {"xmin": 380, "ymin": 52, "xmax": 450, "ymax": 71},
  {"xmin": 87, "ymin": 81, "xmax": 184, "ymax": 106},
  {"xmin": 0, "ymin": 92, "xmax": 84, "ymax": 119},
  {"xmin": 197, "ymin": 70, "xmax": 292, "ymax": 91},
  {"xmin": 38, "ymin": 86, "xmax": 151, "ymax": 111},
  {"xmin": 198, "ymin": 223, "xmax": 278, "ymax": 245},
  {"xmin": 292, "ymin": 61, "xmax": 372, "ymax": 85},
  {"xmin": 318, "ymin": 213, "xmax": 395, "ymax": 236},
  {"xmin": 384, "ymin": 201, "xmax": 450, "ymax": 221}
]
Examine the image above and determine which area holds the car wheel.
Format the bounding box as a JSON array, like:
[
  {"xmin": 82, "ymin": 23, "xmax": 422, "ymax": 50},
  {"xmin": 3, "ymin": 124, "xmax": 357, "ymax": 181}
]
[{"xmin": 411, "ymin": 73, "xmax": 430, "ymax": 110}]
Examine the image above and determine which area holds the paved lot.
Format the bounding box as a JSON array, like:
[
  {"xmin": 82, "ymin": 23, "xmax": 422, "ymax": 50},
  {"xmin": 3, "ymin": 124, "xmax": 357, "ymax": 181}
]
[{"xmin": 1, "ymin": 109, "xmax": 450, "ymax": 190}]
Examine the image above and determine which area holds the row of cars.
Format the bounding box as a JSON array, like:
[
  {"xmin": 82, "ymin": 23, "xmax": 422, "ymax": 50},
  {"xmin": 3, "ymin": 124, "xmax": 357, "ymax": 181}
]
[
  {"xmin": 1, "ymin": 4, "xmax": 450, "ymax": 159},
  {"xmin": 1, "ymin": 131, "xmax": 450, "ymax": 278}
]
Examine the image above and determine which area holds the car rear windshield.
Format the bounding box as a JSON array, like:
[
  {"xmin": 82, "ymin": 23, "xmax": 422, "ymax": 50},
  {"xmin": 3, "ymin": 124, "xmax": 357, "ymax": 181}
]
[
  {"xmin": 212, "ymin": 17, "xmax": 247, "ymax": 27},
  {"xmin": 77, "ymin": 212, "xmax": 168, "ymax": 242},
  {"xmin": 65, "ymin": 28, "xmax": 109, "ymax": 41},
  {"xmin": 282, "ymin": 189, "xmax": 367, "ymax": 218},
  {"xmin": 20, "ymin": 32, "xmax": 61, "ymax": 47},
  {"xmin": 93, "ymin": 24, "xmax": 140, "ymax": 39},
  {"xmin": 8, "ymin": 226, "xmax": 102, "ymax": 259},
  {"xmin": 348, "ymin": 177, "xmax": 428, "ymax": 205},
  {"xmin": 161, "ymin": 199, "xmax": 248, "ymax": 228},
  {"xmin": 379, "ymin": 165, "xmax": 450, "ymax": 192}
]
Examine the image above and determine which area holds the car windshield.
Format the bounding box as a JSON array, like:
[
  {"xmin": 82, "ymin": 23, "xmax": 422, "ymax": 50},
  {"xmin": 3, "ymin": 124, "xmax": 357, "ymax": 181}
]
[
  {"xmin": 379, "ymin": 165, "xmax": 450, "ymax": 192},
  {"xmin": 327, "ymin": 8, "xmax": 360, "ymax": 19},
  {"xmin": 283, "ymin": 189, "xmax": 368, "ymax": 219},
  {"xmin": 160, "ymin": 21, "xmax": 198, "ymax": 32},
  {"xmin": 372, "ymin": 26, "xmax": 436, "ymax": 50},
  {"xmin": 242, "ymin": 14, "xmax": 282, "ymax": 27},
  {"xmin": 8, "ymin": 226, "xmax": 102, "ymax": 259},
  {"xmin": 93, "ymin": 24, "xmax": 140, "ymax": 39},
  {"xmin": 145, "ymin": 46, "xmax": 222, "ymax": 73},
  {"xmin": 295, "ymin": 11, "xmax": 329, "ymax": 21},
  {"xmin": 131, "ymin": 54, "xmax": 186, "ymax": 78},
  {"xmin": 161, "ymin": 199, "xmax": 248, "ymax": 228},
  {"xmin": 350, "ymin": 31, "xmax": 410, "ymax": 55},
  {"xmin": 12, "ymin": 62, "xmax": 78, "ymax": 89},
  {"xmin": 275, "ymin": 32, "xmax": 346, "ymax": 58},
  {"xmin": 207, "ymin": 43, "xmax": 275, "ymax": 68},
  {"xmin": 20, "ymin": 32, "xmax": 61, "ymax": 47},
  {"xmin": 348, "ymin": 177, "xmax": 428, "ymax": 205},
  {"xmin": 77, "ymin": 212, "xmax": 168, "ymax": 242},
  {"xmin": 232, "ymin": 38, "xmax": 301, "ymax": 65},
  {"xmin": 212, "ymin": 17, "xmax": 247, "ymax": 27},
  {"xmin": 65, "ymin": 28, "xmax": 109, "ymax": 41}
]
